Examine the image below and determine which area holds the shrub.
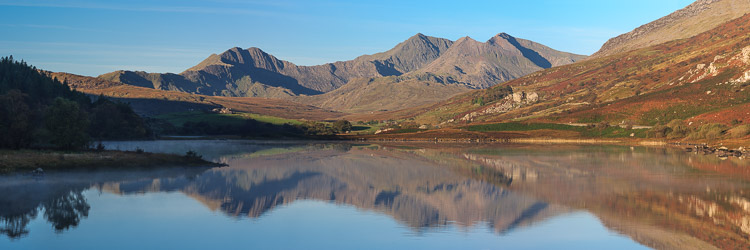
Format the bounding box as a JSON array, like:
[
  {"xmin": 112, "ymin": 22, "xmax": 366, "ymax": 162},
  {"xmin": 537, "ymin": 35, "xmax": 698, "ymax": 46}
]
[
  {"xmin": 727, "ymin": 125, "xmax": 750, "ymax": 138},
  {"xmin": 596, "ymin": 121, "xmax": 610, "ymax": 129},
  {"xmin": 184, "ymin": 150, "xmax": 202, "ymax": 159},
  {"xmin": 331, "ymin": 120, "xmax": 353, "ymax": 133},
  {"xmin": 687, "ymin": 123, "xmax": 727, "ymax": 140},
  {"xmin": 647, "ymin": 125, "xmax": 671, "ymax": 138},
  {"xmin": 95, "ymin": 142, "xmax": 105, "ymax": 151},
  {"xmin": 666, "ymin": 119, "xmax": 690, "ymax": 139},
  {"xmin": 472, "ymin": 96, "xmax": 485, "ymax": 106}
]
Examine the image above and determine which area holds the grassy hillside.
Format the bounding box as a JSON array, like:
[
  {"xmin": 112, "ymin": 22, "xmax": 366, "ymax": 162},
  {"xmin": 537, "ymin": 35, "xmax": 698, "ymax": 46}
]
[
  {"xmin": 155, "ymin": 111, "xmax": 303, "ymax": 127},
  {"xmin": 592, "ymin": 0, "xmax": 750, "ymax": 58},
  {"xmin": 298, "ymin": 73, "xmax": 475, "ymax": 113}
]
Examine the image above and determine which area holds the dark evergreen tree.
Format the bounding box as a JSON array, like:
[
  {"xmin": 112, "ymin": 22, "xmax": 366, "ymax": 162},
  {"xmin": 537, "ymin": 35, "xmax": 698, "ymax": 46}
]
[
  {"xmin": 0, "ymin": 90, "xmax": 33, "ymax": 148},
  {"xmin": 44, "ymin": 98, "xmax": 89, "ymax": 150},
  {"xmin": 0, "ymin": 56, "xmax": 150, "ymax": 149}
]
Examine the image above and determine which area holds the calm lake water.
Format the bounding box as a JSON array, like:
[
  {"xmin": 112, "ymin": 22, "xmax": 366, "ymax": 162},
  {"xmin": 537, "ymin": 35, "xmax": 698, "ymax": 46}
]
[{"xmin": 2, "ymin": 140, "xmax": 749, "ymax": 249}]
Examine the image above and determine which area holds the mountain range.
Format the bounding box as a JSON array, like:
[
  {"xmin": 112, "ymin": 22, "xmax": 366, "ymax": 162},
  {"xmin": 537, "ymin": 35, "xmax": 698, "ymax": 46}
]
[{"xmin": 95, "ymin": 32, "xmax": 584, "ymax": 112}]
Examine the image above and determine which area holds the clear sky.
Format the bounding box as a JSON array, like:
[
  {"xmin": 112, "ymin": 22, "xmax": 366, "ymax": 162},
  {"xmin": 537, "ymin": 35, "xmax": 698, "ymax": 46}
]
[{"xmin": 0, "ymin": 0, "xmax": 694, "ymax": 76}]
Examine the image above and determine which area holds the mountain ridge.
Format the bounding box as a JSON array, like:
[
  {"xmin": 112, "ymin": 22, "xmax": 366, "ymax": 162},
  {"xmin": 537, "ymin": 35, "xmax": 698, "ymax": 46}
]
[
  {"xmin": 592, "ymin": 0, "xmax": 750, "ymax": 58},
  {"xmin": 101, "ymin": 33, "xmax": 456, "ymax": 97},
  {"xmin": 291, "ymin": 33, "xmax": 585, "ymax": 112},
  {"xmin": 415, "ymin": 33, "xmax": 586, "ymax": 88},
  {"xmin": 98, "ymin": 32, "xmax": 584, "ymax": 112}
]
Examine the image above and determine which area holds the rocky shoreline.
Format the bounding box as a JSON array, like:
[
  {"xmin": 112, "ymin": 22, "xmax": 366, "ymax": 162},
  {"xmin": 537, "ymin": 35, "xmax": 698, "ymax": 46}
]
[{"xmin": 679, "ymin": 143, "xmax": 747, "ymax": 159}]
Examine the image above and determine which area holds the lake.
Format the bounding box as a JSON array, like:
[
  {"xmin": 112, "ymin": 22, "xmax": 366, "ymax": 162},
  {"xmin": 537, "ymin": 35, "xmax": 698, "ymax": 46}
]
[{"xmin": 1, "ymin": 140, "xmax": 749, "ymax": 249}]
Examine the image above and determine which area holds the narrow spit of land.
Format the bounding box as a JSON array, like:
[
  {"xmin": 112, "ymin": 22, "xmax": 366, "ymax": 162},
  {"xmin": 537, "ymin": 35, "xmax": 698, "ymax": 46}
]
[{"xmin": 0, "ymin": 149, "xmax": 222, "ymax": 174}]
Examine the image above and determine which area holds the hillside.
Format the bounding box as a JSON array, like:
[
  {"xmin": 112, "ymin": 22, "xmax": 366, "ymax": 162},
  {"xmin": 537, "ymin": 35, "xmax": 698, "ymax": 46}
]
[
  {"xmin": 405, "ymin": 13, "xmax": 750, "ymax": 133},
  {"xmin": 298, "ymin": 73, "xmax": 476, "ymax": 113},
  {"xmin": 592, "ymin": 0, "xmax": 750, "ymax": 58},
  {"xmin": 52, "ymin": 72, "xmax": 345, "ymax": 120}
]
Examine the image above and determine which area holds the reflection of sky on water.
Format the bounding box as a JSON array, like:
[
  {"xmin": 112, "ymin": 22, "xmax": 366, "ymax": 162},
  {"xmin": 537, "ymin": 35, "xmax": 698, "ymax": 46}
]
[{"xmin": 7, "ymin": 191, "xmax": 644, "ymax": 250}]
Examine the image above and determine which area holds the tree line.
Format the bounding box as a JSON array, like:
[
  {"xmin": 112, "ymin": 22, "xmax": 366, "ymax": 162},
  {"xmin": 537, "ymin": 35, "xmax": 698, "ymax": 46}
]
[{"xmin": 0, "ymin": 56, "xmax": 150, "ymax": 150}]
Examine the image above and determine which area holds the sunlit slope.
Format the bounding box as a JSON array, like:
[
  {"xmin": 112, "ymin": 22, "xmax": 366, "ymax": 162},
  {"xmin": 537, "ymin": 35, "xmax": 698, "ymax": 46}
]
[{"xmin": 409, "ymin": 14, "xmax": 750, "ymax": 127}]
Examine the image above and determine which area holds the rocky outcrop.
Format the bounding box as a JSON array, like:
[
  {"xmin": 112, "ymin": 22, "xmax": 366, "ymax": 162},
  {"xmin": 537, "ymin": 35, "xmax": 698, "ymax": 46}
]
[{"xmin": 461, "ymin": 90, "xmax": 539, "ymax": 122}]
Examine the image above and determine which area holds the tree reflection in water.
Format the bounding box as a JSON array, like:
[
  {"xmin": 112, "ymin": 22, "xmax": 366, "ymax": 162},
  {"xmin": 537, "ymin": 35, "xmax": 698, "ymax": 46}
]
[
  {"xmin": 0, "ymin": 210, "xmax": 37, "ymax": 239},
  {"xmin": 0, "ymin": 166, "xmax": 211, "ymax": 240},
  {"xmin": 43, "ymin": 191, "xmax": 90, "ymax": 232},
  {"xmin": 1, "ymin": 190, "xmax": 89, "ymax": 239}
]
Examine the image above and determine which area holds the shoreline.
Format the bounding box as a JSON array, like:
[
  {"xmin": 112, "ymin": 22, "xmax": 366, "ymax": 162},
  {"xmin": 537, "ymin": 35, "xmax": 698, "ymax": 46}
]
[
  {"xmin": 89, "ymin": 135, "xmax": 749, "ymax": 161},
  {"xmin": 0, "ymin": 149, "xmax": 224, "ymax": 174},
  {"xmin": 341, "ymin": 133, "xmax": 748, "ymax": 159}
]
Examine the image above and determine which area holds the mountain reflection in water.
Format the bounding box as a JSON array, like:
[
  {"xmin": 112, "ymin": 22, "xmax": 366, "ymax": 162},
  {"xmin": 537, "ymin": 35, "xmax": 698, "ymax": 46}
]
[{"xmin": 1, "ymin": 140, "xmax": 749, "ymax": 249}]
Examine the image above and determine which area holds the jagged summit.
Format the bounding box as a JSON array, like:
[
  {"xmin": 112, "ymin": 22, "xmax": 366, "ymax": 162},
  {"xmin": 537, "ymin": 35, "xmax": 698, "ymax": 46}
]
[
  {"xmin": 416, "ymin": 33, "xmax": 586, "ymax": 88},
  {"xmin": 491, "ymin": 32, "xmax": 512, "ymax": 39}
]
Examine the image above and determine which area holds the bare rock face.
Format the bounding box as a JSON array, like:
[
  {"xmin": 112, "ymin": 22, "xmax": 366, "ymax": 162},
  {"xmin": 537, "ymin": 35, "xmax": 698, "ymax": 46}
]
[{"xmin": 592, "ymin": 0, "xmax": 750, "ymax": 58}]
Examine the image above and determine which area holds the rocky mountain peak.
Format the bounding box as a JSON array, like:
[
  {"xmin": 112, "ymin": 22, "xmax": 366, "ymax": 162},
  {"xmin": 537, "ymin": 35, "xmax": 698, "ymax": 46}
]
[{"xmin": 491, "ymin": 32, "xmax": 512, "ymax": 40}]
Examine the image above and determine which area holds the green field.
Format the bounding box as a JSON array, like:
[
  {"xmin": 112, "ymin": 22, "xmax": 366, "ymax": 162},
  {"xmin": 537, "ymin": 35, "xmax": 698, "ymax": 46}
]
[
  {"xmin": 463, "ymin": 122, "xmax": 648, "ymax": 138},
  {"xmin": 155, "ymin": 111, "xmax": 303, "ymax": 126}
]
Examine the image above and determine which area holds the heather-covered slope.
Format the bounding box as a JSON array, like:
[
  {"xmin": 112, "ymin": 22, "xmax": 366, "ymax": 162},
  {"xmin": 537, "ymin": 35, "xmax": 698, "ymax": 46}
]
[
  {"xmin": 52, "ymin": 72, "xmax": 344, "ymax": 119},
  {"xmin": 592, "ymin": 0, "xmax": 750, "ymax": 58},
  {"xmin": 408, "ymin": 13, "xmax": 750, "ymax": 129}
]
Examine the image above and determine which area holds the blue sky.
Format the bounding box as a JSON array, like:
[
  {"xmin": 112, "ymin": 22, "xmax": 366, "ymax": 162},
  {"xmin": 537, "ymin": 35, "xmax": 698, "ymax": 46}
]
[{"xmin": 0, "ymin": 0, "xmax": 694, "ymax": 76}]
